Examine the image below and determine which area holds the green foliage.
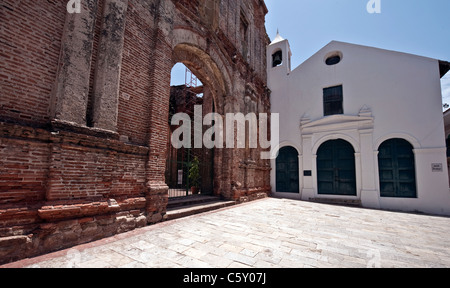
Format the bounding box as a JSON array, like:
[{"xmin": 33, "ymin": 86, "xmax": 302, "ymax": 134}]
[{"xmin": 188, "ymin": 156, "xmax": 201, "ymax": 188}]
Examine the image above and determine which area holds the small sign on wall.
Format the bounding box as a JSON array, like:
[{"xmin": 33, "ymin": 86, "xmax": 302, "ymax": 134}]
[
  {"xmin": 178, "ymin": 170, "xmax": 183, "ymax": 185},
  {"xmin": 432, "ymin": 163, "xmax": 443, "ymax": 172}
]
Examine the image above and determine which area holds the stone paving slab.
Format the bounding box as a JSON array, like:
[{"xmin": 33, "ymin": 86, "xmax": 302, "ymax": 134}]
[{"xmin": 3, "ymin": 198, "xmax": 450, "ymax": 268}]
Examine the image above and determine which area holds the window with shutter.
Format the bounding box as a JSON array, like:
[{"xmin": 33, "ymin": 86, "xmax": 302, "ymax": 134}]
[{"xmin": 323, "ymin": 85, "xmax": 343, "ymax": 116}]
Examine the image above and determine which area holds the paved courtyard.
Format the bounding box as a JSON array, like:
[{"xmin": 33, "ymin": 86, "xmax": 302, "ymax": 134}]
[{"xmin": 3, "ymin": 198, "xmax": 450, "ymax": 268}]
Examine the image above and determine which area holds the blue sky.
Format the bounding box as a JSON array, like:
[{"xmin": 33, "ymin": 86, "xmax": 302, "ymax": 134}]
[
  {"xmin": 172, "ymin": 0, "xmax": 450, "ymax": 107},
  {"xmin": 265, "ymin": 0, "xmax": 450, "ymax": 108}
]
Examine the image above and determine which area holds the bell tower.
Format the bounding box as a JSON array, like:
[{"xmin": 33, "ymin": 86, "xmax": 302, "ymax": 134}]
[{"xmin": 267, "ymin": 30, "xmax": 292, "ymax": 76}]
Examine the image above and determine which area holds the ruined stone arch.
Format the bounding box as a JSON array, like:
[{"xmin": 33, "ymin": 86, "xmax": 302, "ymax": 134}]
[
  {"xmin": 168, "ymin": 29, "xmax": 237, "ymax": 198},
  {"xmin": 171, "ymin": 29, "xmax": 232, "ymax": 114}
]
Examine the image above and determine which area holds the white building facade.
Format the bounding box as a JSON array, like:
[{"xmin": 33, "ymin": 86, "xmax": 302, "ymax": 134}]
[{"xmin": 268, "ymin": 33, "xmax": 450, "ymax": 215}]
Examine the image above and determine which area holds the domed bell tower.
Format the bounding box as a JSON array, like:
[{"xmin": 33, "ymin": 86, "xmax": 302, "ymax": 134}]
[{"xmin": 266, "ymin": 30, "xmax": 292, "ymax": 89}]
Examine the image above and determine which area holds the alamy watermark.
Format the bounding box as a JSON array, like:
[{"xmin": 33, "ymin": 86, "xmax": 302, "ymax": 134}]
[
  {"xmin": 366, "ymin": 249, "xmax": 382, "ymax": 268},
  {"xmin": 171, "ymin": 105, "xmax": 280, "ymax": 160},
  {"xmin": 68, "ymin": 1, "xmax": 381, "ymax": 15},
  {"xmin": 367, "ymin": 0, "xmax": 381, "ymax": 14},
  {"xmin": 67, "ymin": 0, "xmax": 81, "ymax": 14}
]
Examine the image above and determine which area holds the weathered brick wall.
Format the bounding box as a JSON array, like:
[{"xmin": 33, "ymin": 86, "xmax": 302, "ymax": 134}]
[
  {"xmin": 0, "ymin": 0, "xmax": 270, "ymax": 264},
  {"xmin": 47, "ymin": 133, "xmax": 148, "ymax": 201},
  {"xmin": 170, "ymin": 0, "xmax": 271, "ymax": 202},
  {"xmin": 0, "ymin": 125, "xmax": 50, "ymax": 205},
  {"xmin": 117, "ymin": 0, "xmax": 156, "ymax": 146},
  {"xmin": 0, "ymin": 1, "xmax": 66, "ymax": 124}
]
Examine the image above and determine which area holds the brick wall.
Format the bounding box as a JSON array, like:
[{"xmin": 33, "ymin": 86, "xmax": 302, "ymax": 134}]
[
  {"xmin": 0, "ymin": 0, "xmax": 270, "ymax": 264},
  {"xmin": 0, "ymin": 132, "xmax": 49, "ymax": 205},
  {"xmin": 117, "ymin": 0, "xmax": 156, "ymax": 146},
  {"xmin": 86, "ymin": 0, "xmax": 105, "ymax": 127},
  {"xmin": 0, "ymin": 0, "xmax": 66, "ymax": 124},
  {"xmin": 47, "ymin": 136, "xmax": 147, "ymax": 201}
]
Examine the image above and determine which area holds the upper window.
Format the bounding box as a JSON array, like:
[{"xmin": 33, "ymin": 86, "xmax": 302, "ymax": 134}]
[
  {"xmin": 240, "ymin": 12, "xmax": 249, "ymax": 58},
  {"xmin": 323, "ymin": 85, "xmax": 343, "ymax": 116},
  {"xmin": 272, "ymin": 50, "xmax": 282, "ymax": 67},
  {"xmin": 446, "ymin": 135, "xmax": 450, "ymax": 157},
  {"xmin": 324, "ymin": 51, "xmax": 343, "ymax": 66},
  {"xmin": 326, "ymin": 55, "xmax": 341, "ymax": 65}
]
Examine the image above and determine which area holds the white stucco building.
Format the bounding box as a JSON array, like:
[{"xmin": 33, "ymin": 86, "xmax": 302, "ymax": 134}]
[{"xmin": 268, "ymin": 32, "xmax": 450, "ymax": 215}]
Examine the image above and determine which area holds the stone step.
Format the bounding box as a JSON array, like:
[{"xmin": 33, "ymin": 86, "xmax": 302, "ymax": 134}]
[
  {"xmin": 309, "ymin": 198, "xmax": 362, "ymax": 207},
  {"xmin": 167, "ymin": 195, "xmax": 222, "ymax": 209},
  {"xmin": 166, "ymin": 200, "xmax": 236, "ymax": 221}
]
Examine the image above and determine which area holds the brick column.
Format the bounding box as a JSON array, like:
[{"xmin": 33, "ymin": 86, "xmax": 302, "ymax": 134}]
[
  {"xmin": 222, "ymin": 96, "xmax": 237, "ymax": 200},
  {"xmin": 145, "ymin": 0, "xmax": 174, "ymax": 223},
  {"xmin": 52, "ymin": 0, "xmax": 99, "ymax": 125},
  {"xmin": 145, "ymin": 37, "xmax": 171, "ymax": 222},
  {"xmin": 91, "ymin": 0, "xmax": 129, "ymax": 132}
]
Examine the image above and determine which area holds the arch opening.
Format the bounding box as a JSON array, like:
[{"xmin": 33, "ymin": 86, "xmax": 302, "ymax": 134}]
[
  {"xmin": 317, "ymin": 139, "xmax": 357, "ymax": 196},
  {"xmin": 378, "ymin": 138, "xmax": 417, "ymax": 198},
  {"xmin": 165, "ymin": 43, "xmax": 230, "ymax": 199},
  {"xmin": 276, "ymin": 146, "xmax": 300, "ymax": 193},
  {"xmin": 272, "ymin": 50, "xmax": 283, "ymax": 67}
]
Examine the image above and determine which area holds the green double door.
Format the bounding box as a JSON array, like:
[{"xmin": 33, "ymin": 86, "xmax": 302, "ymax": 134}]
[
  {"xmin": 276, "ymin": 147, "xmax": 300, "ymax": 193},
  {"xmin": 317, "ymin": 140, "xmax": 357, "ymax": 196},
  {"xmin": 378, "ymin": 139, "xmax": 416, "ymax": 198}
]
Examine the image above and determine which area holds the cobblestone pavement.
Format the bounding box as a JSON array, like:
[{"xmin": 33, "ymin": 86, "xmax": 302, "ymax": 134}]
[{"xmin": 4, "ymin": 198, "xmax": 450, "ymax": 268}]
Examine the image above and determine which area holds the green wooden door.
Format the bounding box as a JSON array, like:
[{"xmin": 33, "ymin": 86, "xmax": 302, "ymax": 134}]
[
  {"xmin": 378, "ymin": 139, "xmax": 417, "ymax": 198},
  {"xmin": 276, "ymin": 146, "xmax": 299, "ymax": 193},
  {"xmin": 317, "ymin": 140, "xmax": 356, "ymax": 196}
]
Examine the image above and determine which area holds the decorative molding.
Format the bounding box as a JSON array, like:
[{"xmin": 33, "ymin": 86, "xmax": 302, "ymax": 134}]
[
  {"xmin": 301, "ymin": 114, "xmax": 374, "ymax": 135},
  {"xmin": 375, "ymin": 133, "xmax": 421, "ymax": 150},
  {"xmin": 359, "ymin": 105, "xmax": 372, "ymax": 117}
]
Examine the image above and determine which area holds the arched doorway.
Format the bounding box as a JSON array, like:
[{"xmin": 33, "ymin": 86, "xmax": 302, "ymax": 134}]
[
  {"xmin": 165, "ymin": 41, "xmax": 230, "ymax": 199},
  {"xmin": 317, "ymin": 139, "xmax": 357, "ymax": 196},
  {"xmin": 166, "ymin": 63, "xmax": 215, "ymax": 198},
  {"xmin": 378, "ymin": 138, "xmax": 417, "ymax": 198},
  {"xmin": 276, "ymin": 146, "xmax": 299, "ymax": 193}
]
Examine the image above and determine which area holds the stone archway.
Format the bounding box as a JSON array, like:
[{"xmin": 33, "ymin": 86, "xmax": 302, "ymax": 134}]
[
  {"xmin": 172, "ymin": 43, "xmax": 228, "ymax": 114},
  {"xmin": 168, "ymin": 39, "xmax": 233, "ymax": 199},
  {"xmin": 170, "ymin": 27, "xmax": 233, "ymax": 113}
]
